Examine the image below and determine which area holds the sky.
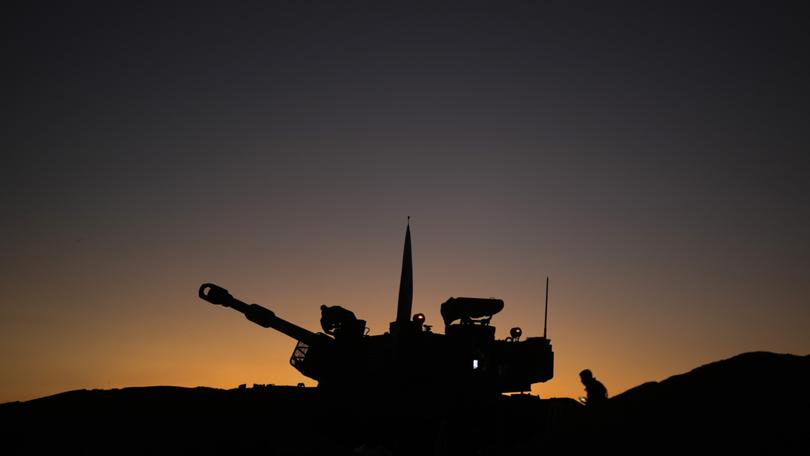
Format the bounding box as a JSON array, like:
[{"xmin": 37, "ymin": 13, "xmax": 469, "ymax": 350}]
[{"xmin": 2, "ymin": 1, "xmax": 809, "ymax": 403}]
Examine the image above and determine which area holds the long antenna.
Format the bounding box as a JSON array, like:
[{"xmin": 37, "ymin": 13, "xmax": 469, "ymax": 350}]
[{"xmin": 544, "ymin": 276, "xmax": 549, "ymax": 339}]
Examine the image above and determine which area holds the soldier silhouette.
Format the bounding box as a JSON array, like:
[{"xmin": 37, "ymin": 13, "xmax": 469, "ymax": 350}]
[
  {"xmin": 579, "ymin": 369, "xmax": 608, "ymax": 406},
  {"xmin": 320, "ymin": 304, "xmax": 365, "ymax": 338}
]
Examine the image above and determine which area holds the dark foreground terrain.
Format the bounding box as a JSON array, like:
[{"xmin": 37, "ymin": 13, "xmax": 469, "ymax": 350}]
[{"xmin": 2, "ymin": 352, "xmax": 807, "ymax": 455}]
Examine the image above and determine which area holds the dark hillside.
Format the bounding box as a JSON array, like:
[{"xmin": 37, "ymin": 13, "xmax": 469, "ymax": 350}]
[{"xmin": 2, "ymin": 352, "xmax": 807, "ymax": 454}]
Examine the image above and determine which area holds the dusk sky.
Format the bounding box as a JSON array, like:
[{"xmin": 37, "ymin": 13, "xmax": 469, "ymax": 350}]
[{"xmin": 3, "ymin": 1, "xmax": 809, "ymax": 403}]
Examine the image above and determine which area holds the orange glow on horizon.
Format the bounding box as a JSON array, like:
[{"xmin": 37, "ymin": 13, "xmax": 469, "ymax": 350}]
[{"xmin": 3, "ymin": 233, "xmax": 808, "ymax": 404}]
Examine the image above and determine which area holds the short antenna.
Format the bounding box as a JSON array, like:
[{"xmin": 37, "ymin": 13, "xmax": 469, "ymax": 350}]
[{"xmin": 544, "ymin": 276, "xmax": 549, "ymax": 339}]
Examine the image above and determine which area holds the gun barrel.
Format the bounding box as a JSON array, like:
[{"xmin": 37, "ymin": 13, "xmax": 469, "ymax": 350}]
[{"xmin": 199, "ymin": 283, "xmax": 320, "ymax": 345}]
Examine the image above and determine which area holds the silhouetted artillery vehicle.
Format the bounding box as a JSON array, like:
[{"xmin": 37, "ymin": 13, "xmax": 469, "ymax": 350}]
[{"xmin": 199, "ymin": 223, "xmax": 553, "ymax": 401}]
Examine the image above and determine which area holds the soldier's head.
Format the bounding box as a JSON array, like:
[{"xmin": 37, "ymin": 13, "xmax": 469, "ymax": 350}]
[{"xmin": 579, "ymin": 369, "xmax": 593, "ymax": 383}]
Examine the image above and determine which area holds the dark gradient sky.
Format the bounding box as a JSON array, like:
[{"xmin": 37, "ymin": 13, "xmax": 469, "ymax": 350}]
[{"xmin": 3, "ymin": 1, "xmax": 809, "ymax": 402}]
